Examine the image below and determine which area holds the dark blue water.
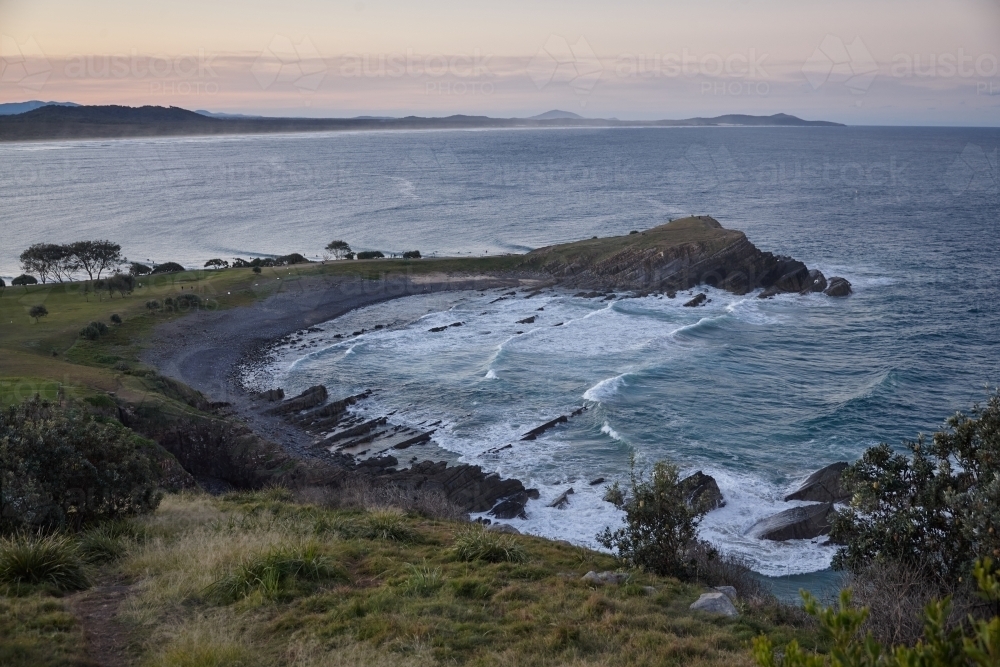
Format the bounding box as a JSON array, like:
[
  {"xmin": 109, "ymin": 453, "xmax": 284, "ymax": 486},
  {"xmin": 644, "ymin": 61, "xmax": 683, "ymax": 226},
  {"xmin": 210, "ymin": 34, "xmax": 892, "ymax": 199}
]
[{"xmin": 3, "ymin": 127, "xmax": 998, "ymax": 576}]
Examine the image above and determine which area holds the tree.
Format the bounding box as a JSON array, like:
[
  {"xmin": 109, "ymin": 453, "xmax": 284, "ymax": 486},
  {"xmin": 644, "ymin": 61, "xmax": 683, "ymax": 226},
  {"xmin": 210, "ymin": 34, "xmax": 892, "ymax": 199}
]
[
  {"xmin": 356, "ymin": 250, "xmax": 385, "ymax": 260},
  {"xmin": 70, "ymin": 240, "xmax": 123, "ymax": 281},
  {"xmin": 105, "ymin": 273, "xmax": 135, "ymax": 299},
  {"xmin": 29, "ymin": 305, "xmax": 48, "ymax": 323},
  {"xmin": 0, "ymin": 396, "xmax": 161, "ymax": 532},
  {"xmin": 20, "ymin": 243, "xmax": 63, "ymax": 284},
  {"xmin": 204, "ymin": 258, "xmax": 229, "ymax": 269},
  {"xmin": 12, "ymin": 274, "xmax": 37, "ymax": 291},
  {"xmin": 0, "ymin": 277, "xmax": 5, "ymax": 297},
  {"xmin": 151, "ymin": 262, "xmax": 185, "ymax": 274},
  {"xmin": 129, "ymin": 262, "xmax": 152, "ymax": 276},
  {"xmin": 831, "ymin": 391, "xmax": 1000, "ymax": 581},
  {"xmin": 597, "ymin": 458, "xmax": 704, "ymax": 578},
  {"xmin": 325, "ymin": 240, "xmax": 352, "ymax": 259},
  {"xmin": 402, "ymin": 250, "xmax": 422, "ymax": 259}
]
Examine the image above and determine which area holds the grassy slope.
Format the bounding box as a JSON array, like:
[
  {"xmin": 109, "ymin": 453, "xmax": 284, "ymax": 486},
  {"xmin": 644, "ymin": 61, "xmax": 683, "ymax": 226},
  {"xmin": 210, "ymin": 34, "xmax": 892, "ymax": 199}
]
[{"xmin": 2, "ymin": 492, "xmax": 819, "ymax": 667}]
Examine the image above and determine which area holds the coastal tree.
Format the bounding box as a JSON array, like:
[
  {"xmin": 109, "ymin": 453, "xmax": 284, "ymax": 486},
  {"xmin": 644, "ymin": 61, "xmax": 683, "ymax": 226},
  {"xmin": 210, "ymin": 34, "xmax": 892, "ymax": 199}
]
[
  {"xmin": 129, "ymin": 262, "xmax": 152, "ymax": 276},
  {"xmin": 0, "ymin": 277, "xmax": 5, "ymax": 297},
  {"xmin": 20, "ymin": 243, "xmax": 68, "ymax": 283},
  {"xmin": 71, "ymin": 240, "xmax": 124, "ymax": 280},
  {"xmin": 402, "ymin": 250, "xmax": 421, "ymax": 259},
  {"xmin": 204, "ymin": 258, "xmax": 229, "ymax": 269},
  {"xmin": 12, "ymin": 274, "xmax": 37, "ymax": 291},
  {"xmin": 325, "ymin": 240, "xmax": 352, "ymax": 259},
  {"xmin": 28, "ymin": 304, "xmax": 48, "ymax": 323}
]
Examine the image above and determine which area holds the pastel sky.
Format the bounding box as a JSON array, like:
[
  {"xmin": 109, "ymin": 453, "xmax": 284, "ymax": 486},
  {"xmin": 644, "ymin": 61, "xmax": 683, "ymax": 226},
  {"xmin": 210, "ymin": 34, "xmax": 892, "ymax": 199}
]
[{"xmin": 2, "ymin": 0, "xmax": 999, "ymax": 124}]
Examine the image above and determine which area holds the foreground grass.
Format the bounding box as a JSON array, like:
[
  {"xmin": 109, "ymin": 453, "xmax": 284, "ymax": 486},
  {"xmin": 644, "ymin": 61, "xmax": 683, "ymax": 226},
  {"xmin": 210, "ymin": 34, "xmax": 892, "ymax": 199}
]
[{"xmin": 1, "ymin": 491, "xmax": 820, "ymax": 667}]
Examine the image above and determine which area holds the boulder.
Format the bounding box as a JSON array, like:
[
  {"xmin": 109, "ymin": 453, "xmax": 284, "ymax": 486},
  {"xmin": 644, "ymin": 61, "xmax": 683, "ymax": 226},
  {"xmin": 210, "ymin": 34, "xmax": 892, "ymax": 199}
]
[
  {"xmin": 680, "ymin": 471, "xmax": 725, "ymax": 512},
  {"xmin": 683, "ymin": 293, "xmax": 707, "ymax": 307},
  {"xmin": 748, "ymin": 503, "xmax": 836, "ymax": 541},
  {"xmin": 714, "ymin": 586, "xmax": 737, "ymax": 602},
  {"xmin": 266, "ymin": 385, "xmax": 328, "ymax": 415},
  {"xmin": 486, "ymin": 523, "xmax": 521, "ymax": 534},
  {"xmin": 261, "ymin": 388, "xmax": 285, "ymax": 402},
  {"xmin": 806, "ymin": 269, "xmax": 828, "ymax": 293},
  {"xmin": 489, "ymin": 491, "xmax": 530, "ymax": 520},
  {"xmin": 824, "ymin": 277, "xmax": 852, "ymax": 297},
  {"xmin": 689, "ymin": 591, "xmax": 739, "ymax": 617},
  {"xmin": 548, "ymin": 487, "xmax": 574, "ymax": 509},
  {"xmin": 784, "ymin": 462, "xmax": 850, "ymax": 503},
  {"xmin": 774, "ymin": 265, "xmax": 811, "ymax": 293},
  {"xmin": 582, "ymin": 571, "xmax": 629, "ymax": 586},
  {"xmin": 516, "ymin": 316, "xmax": 536, "ymax": 324}
]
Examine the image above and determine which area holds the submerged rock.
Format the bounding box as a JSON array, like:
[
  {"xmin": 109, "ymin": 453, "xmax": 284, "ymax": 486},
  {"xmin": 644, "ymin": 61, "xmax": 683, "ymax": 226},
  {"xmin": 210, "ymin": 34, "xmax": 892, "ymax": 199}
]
[
  {"xmin": 824, "ymin": 277, "xmax": 852, "ymax": 297},
  {"xmin": 690, "ymin": 591, "xmax": 739, "ymax": 616},
  {"xmin": 683, "ymin": 293, "xmax": 707, "ymax": 307},
  {"xmin": 748, "ymin": 502, "xmax": 836, "ymax": 541},
  {"xmin": 680, "ymin": 471, "xmax": 725, "ymax": 512},
  {"xmin": 489, "ymin": 491, "xmax": 530, "ymax": 519},
  {"xmin": 548, "ymin": 487, "xmax": 574, "ymax": 509},
  {"xmin": 784, "ymin": 462, "xmax": 850, "ymax": 503}
]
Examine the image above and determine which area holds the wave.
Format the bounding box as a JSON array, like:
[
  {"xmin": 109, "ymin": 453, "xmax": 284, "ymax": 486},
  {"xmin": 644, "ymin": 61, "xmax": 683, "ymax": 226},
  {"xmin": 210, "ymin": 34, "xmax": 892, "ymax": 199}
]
[
  {"xmin": 600, "ymin": 420, "xmax": 623, "ymax": 441},
  {"xmin": 583, "ymin": 373, "xmax": 628, "ymax": 402},
  {"xmin": 484, "ymin": 369, "xmax": 497, "ymax": 379}
]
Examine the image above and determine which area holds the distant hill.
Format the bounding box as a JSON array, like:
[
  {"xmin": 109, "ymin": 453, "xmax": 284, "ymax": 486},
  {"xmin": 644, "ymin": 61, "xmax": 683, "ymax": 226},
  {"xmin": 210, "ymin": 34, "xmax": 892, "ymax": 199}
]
[
  {"xmin": 0, "ymin": 105, "xmax": 844, "ymax": 142},
  {"xmin": 529, "ymin": 110, "xmax": 585, "ymax": 120},
  {"xmin": 0, "ymin": 100, "xmax": 80, "ymax": 116},
  {"xmin": 195, "ymin": 110, "xmax": 263, "ymax": 119}
]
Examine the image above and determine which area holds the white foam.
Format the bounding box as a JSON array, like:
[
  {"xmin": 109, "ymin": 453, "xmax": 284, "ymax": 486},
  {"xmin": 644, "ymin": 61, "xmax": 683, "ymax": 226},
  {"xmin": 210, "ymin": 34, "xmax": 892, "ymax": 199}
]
[
  {"xmin": 583, "ymin": 374, "xmax": 628, "ymax": 402},
  {"xmin": 484, "ymin": 369, "xmax": 497, "ymax": 379},
  {"xmin": 600, "ymin": 420, "xmax": 623, "ymax": 441}
]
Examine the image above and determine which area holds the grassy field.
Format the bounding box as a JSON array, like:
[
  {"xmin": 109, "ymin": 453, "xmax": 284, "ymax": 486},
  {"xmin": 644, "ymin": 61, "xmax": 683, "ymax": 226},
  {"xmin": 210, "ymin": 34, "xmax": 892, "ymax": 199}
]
[{"xmin": 2, "ymin": 490, "xmax": 819, "ymax": 667}]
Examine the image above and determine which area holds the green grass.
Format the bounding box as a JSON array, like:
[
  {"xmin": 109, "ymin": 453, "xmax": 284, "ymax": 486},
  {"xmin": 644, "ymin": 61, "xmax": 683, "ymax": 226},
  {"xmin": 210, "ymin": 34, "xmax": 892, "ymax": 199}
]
[
  {"xmin": 0, "ymin": 595, "xmax": 92, "ymax": 667},
  {"xmin": 452, "ymin": 525, "xmax": 530, "ymax": 563},
  {"xmin": 0, "ymin": 533, "xmax": 90, "ymax": 591}
]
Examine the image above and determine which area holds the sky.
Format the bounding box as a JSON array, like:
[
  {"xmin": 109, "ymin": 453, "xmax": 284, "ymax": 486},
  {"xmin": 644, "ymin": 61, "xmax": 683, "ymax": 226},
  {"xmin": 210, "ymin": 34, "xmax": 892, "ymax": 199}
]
[{"xmin": 1, "ymin": 0, "xmax": 999, "ymax": 125}]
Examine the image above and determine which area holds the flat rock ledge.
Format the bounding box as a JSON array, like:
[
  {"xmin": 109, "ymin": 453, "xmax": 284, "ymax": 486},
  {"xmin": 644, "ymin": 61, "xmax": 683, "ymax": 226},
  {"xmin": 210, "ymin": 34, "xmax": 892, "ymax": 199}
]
[{"xmin": 690, "ymin": 591, "xmax": 739, "ymax": 617}]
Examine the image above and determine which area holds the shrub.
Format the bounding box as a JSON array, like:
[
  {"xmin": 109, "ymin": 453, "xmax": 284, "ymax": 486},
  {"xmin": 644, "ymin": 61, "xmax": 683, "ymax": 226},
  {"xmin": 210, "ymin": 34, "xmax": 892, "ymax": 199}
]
[
  {"xmin": 129, "ymin": 262, "xmax": 151, "ymax": 276},
  {"xmin": 12, "ymin": 274, "xmax": 37, "ymax": 287},
  {"xmin": 452, "ymin": 526, "xmax": 528, "ymax": 563},
  {"xmin": 597, "ymin": 458, "xmax": 704, "ymax": 578},
  {"xmin": 204, "ymin": 258, "xmax": 229, "ymax": 269},
  {"xmin": 151, "ymin": 262, "xmax": 185, "ymax": 274},
  {"xmin": 275, "ymin": 253, "xmax": 308, "ymax": 265},
  {"xmin": 204, "ymin": 543, "xmax": 343, "ymax": 603},
  {"xmin": 752, "ymin": 557, "xmax": 1000, "ymax": 667},
  {"xmin": 146, "ymin": 300, "xmax": 161, "ymax": 311},
  {"xmin": 28, "ymin": 305, "xmax": 48, "ymax": 323},
  {"xmin": 0, "ymin": 397, "xmax": 162, "ymax": 531},
  {"xmin": 106, "ymin": 273, "xmax": 135, "ymax": 297},
  {"xmin": 174, "ymin": 293, "xmax": 202, "ymax": 310},
  {"xmin": 402, "ymin": 250, "xmax": 421, "ymax": 259},
  {"xmin": 356, "ymin": 251, "xmax": 385, "ymax": 260},
  {"xmin": 831, "ymin": 391, "xmax": 1000, "ymax": 582},
  {"xmin": 0, "ymin": 533, "xmax": 89, "ymax": 591},
  {"xmin": 110, "ymin": 314, "xmax": 122, "ymax": 325},
  {"xmin": 363, "ymin": 509, "xmax": 413, "ymax": 542},
  {"xmin": 79, "ymin": 320, "xmax": 109, "ymax": 340},
  {"xmin": 252, "ymin": 266, "xmax": 261, "ymax": 274}
]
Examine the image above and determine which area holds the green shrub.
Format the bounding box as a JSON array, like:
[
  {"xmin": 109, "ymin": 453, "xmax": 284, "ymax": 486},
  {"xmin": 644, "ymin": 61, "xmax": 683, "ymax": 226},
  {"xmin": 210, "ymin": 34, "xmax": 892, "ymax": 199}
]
[
  {"xmin": 12, "ymin": 274, "xmax": 37, "ymax": 287},
  {"xmin": 110, "ymin": 314, "xmax": 122, "ymax": 325},
  {"xmin": 452, "ymin": 526, "xmax": 528, "ymax": 563},
  {"xmin": 78, "ymin": 520, "xmax": 144, "ymax": 563},
  {"xmin": 832, "ymin": 391, "xmax": 1000, "ymax": 581},
  {"xmin": 0, "ymin": 397, "xmax": 162, "ymax": 531},
  {"xmin": 402, "ymin": 250, "xmax": 421, "ymax": 259},
  {"xmin": 753, "ymin": 557, "xmax": 1000, "ymax": 667},
  {"xmin": 356, "ymin": 251, "xmax": 385, "ymax": 260},
  {"xmin": 204, "ymin": 543, "xmax": 344, "ymax": 603},
  {"xmin": 28, "ymin": 305, "xmax": 48, "ymax": 322},
  {"xmin": 79, "ymin": 321, "xmax": 108, "ymax": 340},
  {"xmin": 129, "ymin": 262, "xmax": 151, "ymax": 276},
  {"xmin": 145, "ymin": 300, "xmax": 161, "ymax": 311},
  {"xmin": 275, "ymin": 253, "xmax": 309, "ymax": 265},
  {"xmin": 0, "ymin": 533, "xmax": 89, "ymax": 591},
  {"xmin": 252, "ymin": 267, "xmax": 261, "ymax": 274},
  {"xmin": 151, "ymin": 262, "xmax": 185, "ymax": 274},
  {"xmin": 174, "ymin": 293, "xmax": 202, "ymax": 309},
  {"xmin": 597, "ymin": 458, "xmax": 703, "ymax": 578}
]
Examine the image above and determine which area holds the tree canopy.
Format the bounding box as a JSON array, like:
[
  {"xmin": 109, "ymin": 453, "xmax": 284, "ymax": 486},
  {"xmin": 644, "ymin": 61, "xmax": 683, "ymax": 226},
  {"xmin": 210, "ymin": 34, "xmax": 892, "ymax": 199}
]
[
  {"xmin": 19, "ymin": 240, "xmax": 124, "ymax": 283},
  {"xmin": 325, "ymin": 240, "xmax": 352, "ymax": 259}
]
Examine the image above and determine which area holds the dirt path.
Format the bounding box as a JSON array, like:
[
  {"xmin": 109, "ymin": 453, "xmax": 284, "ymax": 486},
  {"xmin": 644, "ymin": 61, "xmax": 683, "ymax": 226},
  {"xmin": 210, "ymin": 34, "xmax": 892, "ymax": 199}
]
[{"xmin": 71, "ymin": 582, "xmax": 133, "ymax": 667}]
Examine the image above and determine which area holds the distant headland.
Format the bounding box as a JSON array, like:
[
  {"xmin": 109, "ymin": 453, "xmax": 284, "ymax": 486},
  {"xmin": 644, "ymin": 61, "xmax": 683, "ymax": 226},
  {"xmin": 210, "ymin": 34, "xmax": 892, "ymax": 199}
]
[{"xmin": 0, "ymin": 104, "xmax": 844, "ymax": 142}]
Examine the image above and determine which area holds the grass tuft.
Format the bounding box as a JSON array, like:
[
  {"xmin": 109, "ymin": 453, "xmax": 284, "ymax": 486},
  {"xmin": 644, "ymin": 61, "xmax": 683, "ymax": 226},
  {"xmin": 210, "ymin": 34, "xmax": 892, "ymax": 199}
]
[
  {"xmin": 78, "ymin": 519, "xmax": 146, "ymax": 564},
  {"xmin": 363, "ymin": 510, "xmax": 414, "ymax": 542},
  {"xmin": 0, "ymin": 533, "xmax": 89, "ymax": 591},
  {"xmin": 204, "ymin": 542, "xmax": 345, "ymax": 604},
  {"xmin": 452, "ymin": 526, "xmax": 528, "ymax": 564},
  {"xmin": 398, "ymin": 562, "xmax": 444, "ymax": 597}
]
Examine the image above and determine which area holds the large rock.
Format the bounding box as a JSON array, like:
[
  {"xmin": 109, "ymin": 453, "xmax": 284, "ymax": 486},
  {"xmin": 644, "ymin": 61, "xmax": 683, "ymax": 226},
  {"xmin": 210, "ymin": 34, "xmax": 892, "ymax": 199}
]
[
  {"xmin": 266, "ymin": 385, "xmax": 328, "ymax": 415},
  {"xmin": 784, "ymin": 462, "xmax": 850, "ymax": 503},
  {"xmin": 806, "ymin": 269, "xmax": 827, "ymax": 293},
  {"xmin": 680, "ymin": 471, "xmax": 725, "ymax": 512},
  {"xmin": 683, "ymin": 293, "xmax": 707, "ymax": 307},
  {"xmin": 748, "ymin": 503, "xmax": 836, "ymax": 541},
  {"xmin": 689, "ymin": 591, "xmax": 739, "ymax": 617},
  {"xmin": 582, "ymin": 571, "xmax": 629, "ymax": 586},
  {"xmin": 387, "ymin": 460, "xmax": 524, "ymax": 513},
  {"xmin": 824, "ymin": 277, "xmax": 852, "ymax": 297},
  {"xmin": 773, "ymin": 265, "xmax": 811, "ymax": 293},
  {"xmin": 489, "ymin": 491, "xmax": 530, "ymax": 519}
]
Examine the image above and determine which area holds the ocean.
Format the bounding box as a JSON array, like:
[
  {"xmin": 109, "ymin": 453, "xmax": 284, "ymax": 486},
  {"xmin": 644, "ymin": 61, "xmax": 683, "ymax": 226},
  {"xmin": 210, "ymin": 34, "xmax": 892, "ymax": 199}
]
[{"xmin": 3, "ymin": 126, "xmax": 998, "ymax": 584}]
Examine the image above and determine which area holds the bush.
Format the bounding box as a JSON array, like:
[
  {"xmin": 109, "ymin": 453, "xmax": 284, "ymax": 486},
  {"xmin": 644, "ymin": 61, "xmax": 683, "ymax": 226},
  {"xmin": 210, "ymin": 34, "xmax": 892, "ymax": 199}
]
[
  {"xmin": 452, "ymin": 526, "xmax": 528, "ymax": 563},
  {"xmin": 402, "ymin": 250, "xmax": 421, "ymax": 259},
  {"xmin": 146, "ymin": 300, "xmax": 161, "ymax": 311},
  {"xmin": 151, "ymin": 262, "xmax": 185, "ymax": 274},
  {"xmin": 174, "ymin": 293, "xmax": 202, "ymax": 310},
  {"xmin": 356, "ymin": 251, "xmax": 385, "ymax": 260},
  {"xmin": 204, "ymin": 543, "xmax": 343, "ymax": 603},
  {"xmin": 752, "ymin": 557, "xmax": 1000, "ymax": 667},
  {"xmin": 79, "ymin": 320, "xmax": 108, "ymax": 340},
  {"xmin": 12, "ymin": 274, "xmax": 37, "ymax": 287},
  {"xmin": 0, "ymin": 533, "xmax": 89, "ymax": 591},
  {"xmin": 597, "ymin": 458, "xmax": 704, "ymax": 578},
  {"xmin": 325, "ymin": 240, "xmax": 352, "ymax": 259},
  {"xmin": 0, "ymin": 397, "xmax": 162, "ymax": 531},
  {"xmin": 129, "ymin": 262, "xmax": 151, "ymax": 276},
  {"xmin": 110, "ymin": 314, "xmax": 122, "ymax": 325},
  {"xmin": 28, "ymin": 305, "xmax": 48, "ymax": 322},
  {"xmin": 204, "ymin": 258, "xmax": 229, "ymax": 269},
  {"xmin": 252, "ymin": 266, "xmax": 261, "ymax": 274},
  {"xmin": 831, "ymin": 391, "xmax": 1000, "ymax": 582},
  {"xmin": 275, "ymin": 253, "xmax": 309, "ymax": 265}
]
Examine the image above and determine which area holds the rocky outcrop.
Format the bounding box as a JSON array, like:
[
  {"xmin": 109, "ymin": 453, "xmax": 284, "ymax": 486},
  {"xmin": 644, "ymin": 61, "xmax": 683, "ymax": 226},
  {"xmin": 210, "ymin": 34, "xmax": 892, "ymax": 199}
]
[
  {"xmin": 548, "ymin": 488, "xmax": 574, "ymax": 509},
  {"xmin": 806, "ymin": 269, "xmax": 828, "ymax": 293},
  {"xmin": 489, "ymin": 491, "xmax": 531, "ymax": 519},
  {"xmin": 582, "ymin": 571, "xmax": 629, "ymax": 585},
  {"xmin": 384, "ymin": 460, "xmax": 525, "ymax": 513},
  {"xmin": 683, "ymin": 293, "xmax": 707, "ymax": 307},
  {"xmin": 784, "ymin": 462, "xmax": 850, "ymax": 503},
  {"xmin": 520, "ymin": 406, "xmax": 587, "ymax": 441},
  {"xmin": 266, "ymin": 385, "xmax": 328, "ymax": 415},
  {"xmin": 690, "ymin": 591, "xmax": 739, "ymax": 616},
  {"xmin": 824, "ymin": 277, "xmax": 852, "ymax": 297},
  {"xmin": 748, "ymin": 503, "xmax": 836, "ymax": 541},
  {"xmin": 680, "ymin": 471, "xmax": 725, "ymax": 512},
  {"xmin": 525, "ymin": 216, "xmax": 824, "ymax": 297}
]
